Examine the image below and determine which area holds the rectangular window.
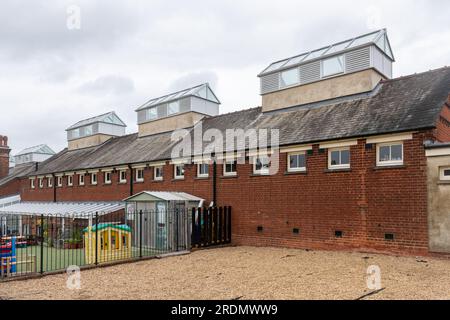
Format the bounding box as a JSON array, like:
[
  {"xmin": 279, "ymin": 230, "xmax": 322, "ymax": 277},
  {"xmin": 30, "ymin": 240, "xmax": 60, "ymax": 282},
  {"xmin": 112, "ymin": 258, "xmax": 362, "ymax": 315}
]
[
  {"xmin": 328, "ymin": 147, "xmax": 350, "ymax": 169},
  {"xmin": 174, "ymin": 164, "xmax": 185, "ymax": 179},
  {"xmin": 71, "ymin": 128, "xmax": 80, "ymax": 139},
  {"xmin": 57, "ymin": 176, "xmax": 63, "ymax": 187},
  {"xmin": 79, "ymin": 174, "xmax": 85, "ymax": 186},
  {"xmin": 119, "ymin": 170, "xmax": 127, "ymax": 183},
  {"xmin": 30, "ymin": 179, "xmax": 35, "ymax": 189},
  {"xmin": 280, "ymin": 68, "xmax": 299, "ymax": 87},
  {"xmin": 85, "ymin": 125, "xmax": 93, "ymax": 136},
  {"xmin": 168, "ymin": 101, "xmax": 180, "ymax": 115},
  {"xmin": 322, "ymin": 55, "xmax": 344, "ymax": 77},
  {"xmin": 91, "ymin": 173, "xmax": 98, "ymax": 185},
  {"xmin": 104, "ymin": 172, "xmax": 112, "ymax": 184},
  {"xmin": 154, "ymin": 166, "xmax": 163, "ymax": 181},
  {"xmin": 288, "ymin": 152, "xmax": 306, "ymax": 172},
  {"xmin": 39, "ymin": 178, "xmax": 43, "ymax": 188},
  {"xmin": 376, "ymin": 142, "xmax": 403, "ymax": 166},
  {"xmin": 197, "ymin": 163, "xmax": 209, "ymax": 178},
  {"xmin": 147, "ymin": 107, "xmax": 157, "ymax": 120},
  {"xmin": 253, "ymin": 156, "xmax": 270, "ymax": 175},
  {"xmin": 440, "ymin": 167, "xmax": 450, "ymax": 181},
  {"xmin": 67, "ymin": 175, "xmax": 73, "ymax": 187},
  {"xmin": 48, "ymin": 177, "xmax": 53, "ymax": 188},
  {"xmin": 136, "ymin": 168, "xmax": 144, "ymax": 182},
  {"xmin": 224, "ymin": 160, "xmax": 237, "ymax": 176}
]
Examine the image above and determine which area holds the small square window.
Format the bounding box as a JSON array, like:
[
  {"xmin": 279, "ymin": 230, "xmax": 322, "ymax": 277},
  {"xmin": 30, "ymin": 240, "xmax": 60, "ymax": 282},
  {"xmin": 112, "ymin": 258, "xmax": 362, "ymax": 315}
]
[
  {"xmin": 79, "ymin": 174, "xmax": 85, "ymax": 186},
  {"xmin": 328, "ymin": 148, "xmax": 350, "ymax": 169},
  {"xmin": 119, "ymin": 170, "xmax": 127, "ymax": 183},
  {"xmin": 335, "ymin": 230, "xmax": 343, "ymax": 238},
  {"xmin": 67, "ymin": 175, "xmax": 73, "ymax": 186},
  {"xmin": 293, "ymin": 228, "xmax": 300, "ymax": 235},
  {"xmin": 104, "ymin": 172, "xmax": 112, "ymax": 184},
  {"xmin": 288, "ymin": 152, "xmax": 306, "ymax": 172},
  {"xmin": 197, "ymin": 163, "xmax": 209, "ymax": 178},
  {"xmin": 174, "ymin": 164, "xmax": 185, "ymax": 179},
  {"xmin": 440, "ymin": 167, "xmax": 450, "ymax": 181},
  {"xmin": 136, "ymin": 168, "xmax": 144, "ymax": 182},
  {"xmin": 91, "ymin": 173, "xmax": 98, "ymax": 185},
  {"xmin": 253, "ymin": 156, "xmax": 270, "ymax": 175},
  {"xmin": 154, "ymin": 166, "xmax": 163, "ymax": 181},
  {"xmin": 385, "ymin": 233, "xmax": 395, "ymax": 241},
  {"xmin": 376, "ymin": 142, "xmax": 403, "ymax": 166},
  {"xmin": 224, "ymin": 160, "xmax": 237, "ymax": 176},
  {"xmin": 257, "ymin": 226, "xmax": 264, "ymax": 232}
]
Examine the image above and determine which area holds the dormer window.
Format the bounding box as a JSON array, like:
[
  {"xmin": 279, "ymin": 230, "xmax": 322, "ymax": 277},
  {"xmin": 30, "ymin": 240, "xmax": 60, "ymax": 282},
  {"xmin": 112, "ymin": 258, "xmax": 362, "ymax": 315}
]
[
  {"xmin": 322, "ymin": 55, "xmax": 344, "ymax": 78},
  {"xmin": 280, "ymin": 68, "xmax": 299, "ymax": 87},
  {"xmin": 168, "ymin": 101, "xmax": 180, "ymax": 115},
  {"xmin": 147, "ymin": 108, "xmax": 157, "ymax": 120}
]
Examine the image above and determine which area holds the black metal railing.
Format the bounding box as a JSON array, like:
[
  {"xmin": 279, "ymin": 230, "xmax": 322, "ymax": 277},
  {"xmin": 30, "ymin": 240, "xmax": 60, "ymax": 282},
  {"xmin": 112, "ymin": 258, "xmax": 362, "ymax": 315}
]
[{"xmin": 191, "ymin": 206, "xmax": 232, "ymax": 248}]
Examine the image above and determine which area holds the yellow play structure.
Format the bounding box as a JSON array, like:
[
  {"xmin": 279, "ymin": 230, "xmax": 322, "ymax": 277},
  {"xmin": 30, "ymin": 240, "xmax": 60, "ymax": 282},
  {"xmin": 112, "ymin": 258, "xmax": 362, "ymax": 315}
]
[{"xmin": 83, "ymin": 223, "xmax": 132, "ymax": 264}]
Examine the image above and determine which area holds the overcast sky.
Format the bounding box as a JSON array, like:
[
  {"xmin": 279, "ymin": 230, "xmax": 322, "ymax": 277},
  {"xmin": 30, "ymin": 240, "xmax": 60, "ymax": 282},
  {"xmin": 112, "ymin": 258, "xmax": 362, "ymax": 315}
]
[{"xmin": 1, "ymin": 0, "xmax": 450, "ymax": 156}]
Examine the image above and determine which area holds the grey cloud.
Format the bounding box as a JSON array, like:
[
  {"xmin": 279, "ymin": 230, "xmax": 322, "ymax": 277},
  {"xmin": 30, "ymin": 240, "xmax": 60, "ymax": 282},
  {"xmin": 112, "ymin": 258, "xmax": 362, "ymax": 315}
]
[{"xmin": 78, "ymin": 75, "xmax": 135, "ymax": 95}]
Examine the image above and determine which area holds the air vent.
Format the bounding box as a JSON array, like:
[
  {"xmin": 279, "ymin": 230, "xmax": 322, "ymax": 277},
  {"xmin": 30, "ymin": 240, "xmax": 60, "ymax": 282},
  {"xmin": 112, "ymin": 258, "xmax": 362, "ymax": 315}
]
[
  {"xmin": 385, "ymin": 233, "xmax": 395, "ymax": 241},
  {"xmin": 345, "ymin": 47, "xmax": 371, "ymax": 73},
  {"xmin": 257, "ymin": 226, "xmax": 264, "ymax": 232},
  {"xmin": 335, "ymin": 231, "xmax": 343, "ymax": 238},
  {"xmin": 261, "ymin": 73, "xmax": 280, "ymax": 94},
  {"xmin": 293, "ymin": 228, "xmax": 300, "ymax": 235},
  {"xmin": 300, "ymin": 61, "xmax": 321, "ymax": 84}
]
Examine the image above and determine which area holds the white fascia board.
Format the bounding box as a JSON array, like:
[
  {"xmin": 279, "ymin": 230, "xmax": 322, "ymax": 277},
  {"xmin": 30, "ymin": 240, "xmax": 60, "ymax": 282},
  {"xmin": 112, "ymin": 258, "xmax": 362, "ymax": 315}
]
[
  {"xmin": 426, "ymin": 147, "xmax": 450, "ymax": 157},
  {"xmin": 170, "ymin": 158, "xmax": 190, "ymax": 165},
  {"xmin": 193, "ymin": 156, "xmax": 212, "ymax": 163},
  {"xmin": 149, "ymin": 161, "xmax": 166, "ymax": 167},
  {"xmin": 54, "ymin": 173, "xmax": 64, "ymax": 177},
  {"xmin": 100, "ymin": 167, "xmax": 114, "ymax": 172},
  {"xmin": 366, "ymin": 132, "xmax": 414, "ymax": 144},
  {"xmin": 45, "ymin": 174, "xmax": 53, "ymax": 178},
  {"xmin": 216, "ymin": 152, "xmax": 245, "ymax": 160},
  {"xmin": 64, "ymin": 172, "xmax": 75, "ymax": 176},
  {"xmin": 115, "ymin": 166, "xmax": 129, "ymax": 171},
  {"xmin": 319, "ymin": 140, "xmax": 358, "ymax": 149},
  {"xmin": 131, "ymin": 164, "xmax": 147, "ymax": 169},
  {"xmin": 87, "ymin": 169, "xmax": 100, "ymax": 173},
  {"xmin": 76, "ymin": 171, "xmax": 87, "ymax": 175},
  {"xmin": 29, "ymin": 176, "xmax": 36, "ymax": 180},
  {"xmin": 280, "ymin": 144, "xmax": 313, "ymax": 153},
  {"xmin": 247, "ymin": 149, "xmax": 274, "ymax": 157}
]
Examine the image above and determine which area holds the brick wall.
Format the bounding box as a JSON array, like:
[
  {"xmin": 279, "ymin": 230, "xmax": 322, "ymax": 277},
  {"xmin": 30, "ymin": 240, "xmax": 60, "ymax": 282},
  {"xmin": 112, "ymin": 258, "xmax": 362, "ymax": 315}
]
[
  {"xmin": 435, "ymin": 104, "xmax": 450, "ymax": 142},
  {"xmin": 0, "ymin": 178, "xmax": 21, "ymax": 197},
  {"xmin": 20, "ymin": 130, "xmax": 435, "ymax": 255}
]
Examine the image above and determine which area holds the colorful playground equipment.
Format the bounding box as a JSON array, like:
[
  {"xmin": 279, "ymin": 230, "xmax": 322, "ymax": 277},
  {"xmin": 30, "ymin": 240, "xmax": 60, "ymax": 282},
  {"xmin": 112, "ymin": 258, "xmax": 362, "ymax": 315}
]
[
  {"xmin": 0, "ymin": 237, "xmax": 16, "ymax": 277},
  {"xmin": 83, "ymin": 223, "xmax": 132, "ymax": 264}
]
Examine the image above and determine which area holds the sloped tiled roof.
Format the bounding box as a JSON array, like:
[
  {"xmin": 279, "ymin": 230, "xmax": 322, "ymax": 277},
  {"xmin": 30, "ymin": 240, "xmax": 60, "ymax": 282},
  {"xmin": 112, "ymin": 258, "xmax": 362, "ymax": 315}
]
[
  {"xmin": 29, "ymin": 67, "xmax": 450, "ymax": 176},
  {"xmin": 0, "ymin": 162, "xmax": 36, "ymax": 186}
]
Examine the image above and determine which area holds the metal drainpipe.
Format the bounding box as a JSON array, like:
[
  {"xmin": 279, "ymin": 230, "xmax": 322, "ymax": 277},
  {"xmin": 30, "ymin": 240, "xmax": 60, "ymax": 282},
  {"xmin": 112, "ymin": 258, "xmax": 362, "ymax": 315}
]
[
  {"xmin": 128, "ymin": 164, "xmax": 133, "ymax": 196},
  {"xmin": 52, "ymin": 173, "xmax": 56, "ymax": 203},
  {"xmin": 212, "ymin": 156, "xmax": 217, "ymax": 207}
]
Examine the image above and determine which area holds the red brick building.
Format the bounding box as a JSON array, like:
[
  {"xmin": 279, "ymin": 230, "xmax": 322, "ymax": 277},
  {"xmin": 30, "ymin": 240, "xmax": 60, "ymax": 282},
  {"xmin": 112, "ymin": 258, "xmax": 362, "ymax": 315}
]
[{"xmin": 1, "ymin": 30, "xmax": 450, "ymax": 255}]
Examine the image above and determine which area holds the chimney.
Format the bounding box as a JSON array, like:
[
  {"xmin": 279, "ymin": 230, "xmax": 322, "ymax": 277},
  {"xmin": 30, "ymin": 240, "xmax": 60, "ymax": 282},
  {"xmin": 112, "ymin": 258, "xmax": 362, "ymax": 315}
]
[
  {"xmin": 258, "ymin": 29, "xmax": 394, "ymax": 112},
  {"xmin": 0, "ymin": 135, "xmax": 11, "ymax": 179}
]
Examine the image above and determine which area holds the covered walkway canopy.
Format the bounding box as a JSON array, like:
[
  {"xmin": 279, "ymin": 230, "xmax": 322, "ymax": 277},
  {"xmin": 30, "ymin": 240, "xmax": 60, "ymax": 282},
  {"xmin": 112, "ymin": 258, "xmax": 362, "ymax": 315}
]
[
  {"xmin": 0, "ymin": 194, "xmax": 21, "ymax": 208},
  {"xmin": 0, "ymin": 201, "xmax": 125, "ymax": 217}
]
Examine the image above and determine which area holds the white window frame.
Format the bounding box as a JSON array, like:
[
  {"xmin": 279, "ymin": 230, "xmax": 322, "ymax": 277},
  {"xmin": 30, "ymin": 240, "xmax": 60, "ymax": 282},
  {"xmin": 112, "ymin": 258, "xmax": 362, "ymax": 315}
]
[
  {"xmin": 197, "ymin": 163, "xmax": 209, "ymax": 178},
  {"xmin": 104, "ymin": 171, "xmax": 112, "ymax": 184},
  {"xmin": 30, "ymin": 179, "xmax": 35, "ymax": 189},
  {"xmin": 321, "ymin": 55, "xmax": 345, "ymax": 78},
  {"xmin": 39, "ymin": 178, "xmax": 43, "ymax": 188},
  {"xmin": 253, "ymin": 156, "xmax": 270, "ymax": 175},
  {"xmin": 168, "ymin": 101, "xmax": 180, "ymax": 115},
  {"xmin": 174, "ymin": 164, "xmax": 185, "ymax": 180},
  {"xmin": 147, "ymin": 107, "xmax": 157, "ymax": 121},
  {"xmin": 119, "ymin": 170, "xmax": 127, "ymax": 183},
  {"xmin": 440, "ymin": 166, "xmax": 450, "ymax": 181},
  {"xmin": 328, "ymin": 147, "xmax": 351, "ymax": 170},
  {"xmin": 280, "ymin": 68, "xmax": 300, "ymax": 88},
  {"xmin": 136, "ymin": 168, "xmax": 144, "ymax": 182},
  {"xmin": 376, "ymin": 142, "xmax": 404, "ymax": 167},
  {"xmin": 223, "ymin": 160, "xmax": 237, "ymax": 176},
  {"xmin": 91, "ymin": 172, "xmax": 98, "ymax": 185},
  {"xmin": 79, "ymin": 174, "xmax": 85, "ymax": 186},
  {"xmin": 47, "ymin": 177, "xmax": 53, "ymax": 188},
  {"xmin": 154, "ymin": 166, "xmax": 163, "ymax": 181},
  {"xmin": 67, "ymin": 175, "xmax": 73, "ymax": 187},
  {"xmin": 287, "ymin": 152, "xmax": 306, "ymax": 172},
  {"xmin": 57, "ymin": 176, "xmax": 63, "ymax": 187}
]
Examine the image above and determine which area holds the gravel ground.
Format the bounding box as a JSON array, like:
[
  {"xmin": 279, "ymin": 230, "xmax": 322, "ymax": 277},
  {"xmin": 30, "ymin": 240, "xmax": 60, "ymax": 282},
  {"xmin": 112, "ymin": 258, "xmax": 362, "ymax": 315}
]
[{"xmin": 1, "ymin": 246, "xmax": 450, "ymax": 300}]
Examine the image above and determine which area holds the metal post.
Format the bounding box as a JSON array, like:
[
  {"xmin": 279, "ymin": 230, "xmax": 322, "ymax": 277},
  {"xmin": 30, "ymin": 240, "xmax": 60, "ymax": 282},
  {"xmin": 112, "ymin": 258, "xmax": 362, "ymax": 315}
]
[
  {"xmin": 95, "ymin": 212, "xmax": 99, "ymax": 265},
  {"xmin": 139, "ymin": 210, "xmax": 143, "ymax": 258},
  {"xmin": 40, "ymin": 214, "xmax": 44, "ymax": 274},
  {"xmin": 175, "ymin": 208, "xmax": 179, "ymax": 252}
]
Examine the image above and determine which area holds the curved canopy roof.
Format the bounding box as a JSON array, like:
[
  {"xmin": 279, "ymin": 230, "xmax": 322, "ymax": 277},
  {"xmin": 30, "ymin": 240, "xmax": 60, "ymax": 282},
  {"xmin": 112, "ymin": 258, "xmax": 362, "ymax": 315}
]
[{"xmin": 259, "ymin": 29, "xmax": 394, "ymax": 76}]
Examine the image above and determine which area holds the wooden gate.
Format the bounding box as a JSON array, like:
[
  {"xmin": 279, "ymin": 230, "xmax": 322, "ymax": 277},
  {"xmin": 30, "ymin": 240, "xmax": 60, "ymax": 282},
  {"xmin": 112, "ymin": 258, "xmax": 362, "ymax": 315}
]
[{"xmin": 191, "ymin": 207, "xmax": 231, "ymax": 248}]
